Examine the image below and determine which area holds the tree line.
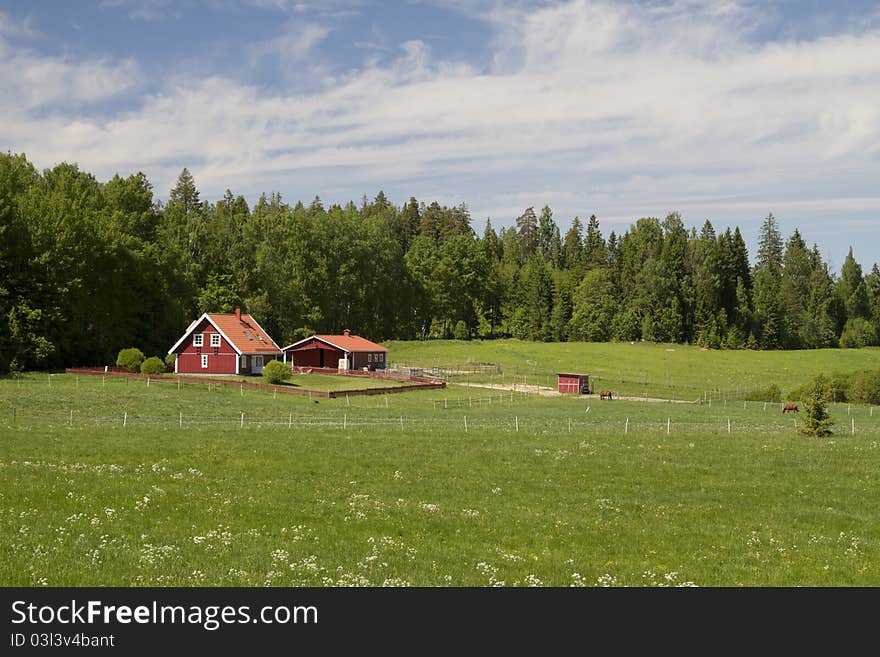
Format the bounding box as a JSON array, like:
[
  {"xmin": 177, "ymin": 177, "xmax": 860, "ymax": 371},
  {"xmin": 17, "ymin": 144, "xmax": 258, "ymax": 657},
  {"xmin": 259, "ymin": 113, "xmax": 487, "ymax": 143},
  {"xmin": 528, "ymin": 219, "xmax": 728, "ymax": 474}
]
[{"xmin": 1, "ymin": 152, "xmax": 879, "ymax": 372}]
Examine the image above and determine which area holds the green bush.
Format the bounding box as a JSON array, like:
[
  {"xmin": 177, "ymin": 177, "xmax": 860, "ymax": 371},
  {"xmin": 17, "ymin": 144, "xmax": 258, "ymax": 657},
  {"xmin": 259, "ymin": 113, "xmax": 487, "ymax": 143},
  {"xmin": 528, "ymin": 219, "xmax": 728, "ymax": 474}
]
[
  {"xmin": 116, "ymin": 347, "xmax": 144, "ymax": 372},
  {"xmin": 790, "ymin": 373, "xmax": 852, "ymax": 403},
  {"xmin": 849, "ymin": 369, "xmax": 880, "ymax": 405},
  {"xmin": 840, "ymin": 318, "xmax": 878, "ymax": 348},
  {"xmin": 164, "ymin": 353, "xmax": 176, "ymax": 372},
  {"xmin": 744, "ymin": 383, "xmax": 781, "ymax": 403},
  {"xmin": 140, "ymin": 356, "xmax": 166, "ymax": 375},
  {"xmin": 262, "ymin": 359, "xmax": 291, "ymax": 384},
  {"xmin": 453, "ymin": 320, "xmax": 470, "ymax": 341}
]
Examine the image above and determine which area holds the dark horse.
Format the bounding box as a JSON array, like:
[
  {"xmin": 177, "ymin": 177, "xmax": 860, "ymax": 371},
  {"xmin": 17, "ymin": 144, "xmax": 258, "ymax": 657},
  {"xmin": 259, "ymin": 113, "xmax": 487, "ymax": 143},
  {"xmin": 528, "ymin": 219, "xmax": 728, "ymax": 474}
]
[
  {"xmin": 600, "ymin": 390, "xmax": 613, "ymax": 400},
  {"xmin": 782, "ymin": 403, "xmax": 799, "ymax": 413}
]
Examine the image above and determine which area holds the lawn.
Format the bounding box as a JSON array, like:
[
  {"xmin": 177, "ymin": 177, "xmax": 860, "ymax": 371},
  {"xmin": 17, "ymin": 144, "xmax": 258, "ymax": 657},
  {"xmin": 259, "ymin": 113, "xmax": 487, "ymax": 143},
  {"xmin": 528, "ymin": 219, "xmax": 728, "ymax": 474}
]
[
  {"xmin": 383, "ymin": 339, "xmax": 880, "ymax": 400},
  {"xmin": 2, "ymin": 368, "xmax": 879, "ymax": 587}
]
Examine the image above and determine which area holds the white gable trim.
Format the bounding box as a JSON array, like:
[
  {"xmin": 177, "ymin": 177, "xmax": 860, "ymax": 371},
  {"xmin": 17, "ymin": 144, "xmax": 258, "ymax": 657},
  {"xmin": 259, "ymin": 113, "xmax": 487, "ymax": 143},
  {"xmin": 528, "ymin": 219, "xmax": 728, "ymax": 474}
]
[
  {"xmin": 168, "ymin": 313, "xmax": 243, "ymax": 356},
  {"xmin": 282, "ymin": 335, "xmax": 350, "ymax": 353}
]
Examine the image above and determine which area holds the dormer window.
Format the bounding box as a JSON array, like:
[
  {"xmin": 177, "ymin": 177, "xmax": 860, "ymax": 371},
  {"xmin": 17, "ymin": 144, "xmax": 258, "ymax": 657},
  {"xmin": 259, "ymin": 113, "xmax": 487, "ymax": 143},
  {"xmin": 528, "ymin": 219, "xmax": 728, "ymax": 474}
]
[
  {"xmin": 210, "ymin": 333, "xmax": 221, "ymax": 347},
  {"xmin": 193, "ymin": 333, "xmax": 204, "ymax": 347}
]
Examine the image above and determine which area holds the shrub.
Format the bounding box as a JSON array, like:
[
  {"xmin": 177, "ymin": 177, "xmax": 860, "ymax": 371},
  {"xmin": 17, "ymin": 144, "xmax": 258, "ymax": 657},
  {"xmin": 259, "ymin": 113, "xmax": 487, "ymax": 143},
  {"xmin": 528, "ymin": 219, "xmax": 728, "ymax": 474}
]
[
  {"xmin": 801, "ymin": 374, "xmax": 833, "ymax": 437},
  {"xmin": 744, "ymin": 383, "xmax": 781, "ymax": 403},
  {"xmin": 849, "ymin": 369, "xmax": 880, "ymax": 405},
  {"xmin": 116, "ymin": 347, "xmax": 144, "ymax": 373},
  {"xmin": 840, "ymin": 318, "xmax": 878, "ymax": 348},
  {"xmin": 453, "ymin": 320, "xmax": 470, "ymax": 341},
  {"xmin": 164, "ymin": 353, "xmax": 176, "ymax": 372},
  {"xmin": 140, "ymin": 356, "xmax": 166, "ymax": 375},
  {"xmin": 262, "ymin": 359, "xmax": 291, "ymax": 384}
]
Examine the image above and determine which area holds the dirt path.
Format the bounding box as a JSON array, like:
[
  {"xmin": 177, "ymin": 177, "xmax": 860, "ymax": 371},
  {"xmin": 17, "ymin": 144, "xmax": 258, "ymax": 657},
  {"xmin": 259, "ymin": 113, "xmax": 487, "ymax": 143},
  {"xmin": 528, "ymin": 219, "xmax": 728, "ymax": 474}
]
[{"xmin": 456, "ymin": 382, "xmax": 697, "ymax": 403}]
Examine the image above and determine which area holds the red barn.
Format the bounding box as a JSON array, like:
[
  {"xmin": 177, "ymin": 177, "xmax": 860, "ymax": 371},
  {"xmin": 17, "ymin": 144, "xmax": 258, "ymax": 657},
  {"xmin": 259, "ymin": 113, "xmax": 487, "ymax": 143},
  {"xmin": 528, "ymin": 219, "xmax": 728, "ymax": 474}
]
[
  {"xmin": 557, "ymin": 372, "xmax": 591, "ymax": 394},
  {"xmin": 282, "ymin": 330, "xmax": 387, "ymax": 371},
  {"xmin": 168, "ymin": 308, "xmax": 282, "ymax": 375}
]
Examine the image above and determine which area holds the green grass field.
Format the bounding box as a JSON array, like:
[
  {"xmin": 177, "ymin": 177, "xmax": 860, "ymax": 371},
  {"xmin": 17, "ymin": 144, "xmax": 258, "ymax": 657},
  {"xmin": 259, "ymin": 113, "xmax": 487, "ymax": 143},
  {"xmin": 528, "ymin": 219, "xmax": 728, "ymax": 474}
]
[
  {"xmin": 2, "ymin": 345, "xmax": 880, "ymax": 587},
  {"xmin": 384, "ymin": 339, "xmax": 880, "ymax": 400}
]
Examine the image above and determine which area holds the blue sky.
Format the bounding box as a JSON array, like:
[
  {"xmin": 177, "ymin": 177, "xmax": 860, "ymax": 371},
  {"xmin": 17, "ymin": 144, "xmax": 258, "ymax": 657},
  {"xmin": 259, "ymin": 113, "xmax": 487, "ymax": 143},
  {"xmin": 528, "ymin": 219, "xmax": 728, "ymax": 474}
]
[{"xmin": 2, "ymin": 0, "xmax": 879, "ymax": 270}]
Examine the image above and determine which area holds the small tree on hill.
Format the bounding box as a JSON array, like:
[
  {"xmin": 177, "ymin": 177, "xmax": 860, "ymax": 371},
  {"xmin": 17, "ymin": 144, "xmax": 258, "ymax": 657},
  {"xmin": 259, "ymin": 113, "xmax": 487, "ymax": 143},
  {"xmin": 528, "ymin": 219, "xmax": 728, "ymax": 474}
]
[
  {"xmin": 801, "ymin": 374, "xmax": 833, "ymax": 437},
  {"xmin": 262, "ymin": 359, "xmax": 291, "ymax": 384},
  {"xmin": 116, "ymin": 348, "xmax": 144, "ymax": 372}
]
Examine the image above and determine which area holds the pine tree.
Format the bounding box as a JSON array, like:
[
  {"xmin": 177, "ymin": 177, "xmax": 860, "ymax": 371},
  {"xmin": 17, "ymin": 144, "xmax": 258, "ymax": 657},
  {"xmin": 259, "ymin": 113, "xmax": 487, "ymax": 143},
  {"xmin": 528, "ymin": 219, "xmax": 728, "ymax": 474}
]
[
  {"xmin": 516, "ymin": 207, "xmax": 538, "ymax": 258},
  {"xmin": 801, "ymin": 374, "xmax": 833, "ymax": 437},
  {"xmin": 752, "ymin": 213, "xmax": 786, "ymax": 348},
  {"xmin": 562, "ymin": 216, "xmax": 583, "ymax": 270},
  {"xmin": 781, "ymin": 229, "xmax": 812, "ymax": 347},
  {"xmin": 584, "ymin": 214, "xmax": 606, "ymax": 268},
  {"xmin": 836, "ymin": 247, "xmax": 870, "ymax": 321}
]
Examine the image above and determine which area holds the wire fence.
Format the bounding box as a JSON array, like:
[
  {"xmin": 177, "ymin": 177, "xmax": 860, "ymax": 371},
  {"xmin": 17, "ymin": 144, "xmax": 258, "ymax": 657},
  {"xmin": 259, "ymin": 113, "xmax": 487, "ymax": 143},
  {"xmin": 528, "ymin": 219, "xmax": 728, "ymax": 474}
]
[{"xmin": 4, "ymin": 402, "xmax": 879, "ymax": 436}]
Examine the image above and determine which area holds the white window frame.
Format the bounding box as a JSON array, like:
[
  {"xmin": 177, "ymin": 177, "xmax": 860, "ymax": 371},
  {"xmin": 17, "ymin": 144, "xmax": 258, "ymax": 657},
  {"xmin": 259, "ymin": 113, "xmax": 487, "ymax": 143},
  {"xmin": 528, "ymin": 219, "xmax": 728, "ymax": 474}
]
[
  {"xmin": 378, "ymin": 353, "xmax": 384, "ymax": 362},
  {"xmin": 201, "ymin": 354, "xmax": 208, "ymax": 369},
  {"xmin": 368, "ymin": 354, "xmax": 373, "ymax": 363},
  {"xmin": 240, "ymin": 355, "xmax": 248, "ymax": 369},
  {"xmin": 210, "ymin": 333, "xmax": 221, "ymax": 347},
  {"xmin": 253, "ymin": 355, "xmax": 264, "ymax": 369},
  {"xmin": 193, "ymin": 333, "xmax": 204, "ymax": 347}
]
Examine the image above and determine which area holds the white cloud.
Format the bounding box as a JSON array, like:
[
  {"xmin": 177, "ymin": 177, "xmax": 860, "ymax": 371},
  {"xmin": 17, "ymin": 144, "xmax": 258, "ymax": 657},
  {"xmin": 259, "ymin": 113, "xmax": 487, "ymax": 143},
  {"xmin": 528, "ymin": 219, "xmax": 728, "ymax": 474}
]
[{"xmin": 3, "ymin": 0, "xmax": 880, "ymax": 264}]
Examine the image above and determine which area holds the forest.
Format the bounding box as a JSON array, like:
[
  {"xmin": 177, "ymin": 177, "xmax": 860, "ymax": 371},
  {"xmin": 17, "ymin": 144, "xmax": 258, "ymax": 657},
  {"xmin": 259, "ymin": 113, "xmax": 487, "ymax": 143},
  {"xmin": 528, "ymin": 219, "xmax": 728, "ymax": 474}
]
[{"xmin": 1, "ymin": 151, "xmax": 879, "ymax": 372}]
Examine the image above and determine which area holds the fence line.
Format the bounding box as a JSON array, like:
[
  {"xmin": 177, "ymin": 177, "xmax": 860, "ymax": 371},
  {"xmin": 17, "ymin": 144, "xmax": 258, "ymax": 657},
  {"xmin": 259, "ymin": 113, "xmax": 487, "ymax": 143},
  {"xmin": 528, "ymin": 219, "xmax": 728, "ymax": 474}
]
[
  {"xmin": 5, "ymin": 405, "xmax": 880, "ymax": 435},
  {"xmin": 63, "ymin": 368, "xmax": 444, "ymax": 398}
]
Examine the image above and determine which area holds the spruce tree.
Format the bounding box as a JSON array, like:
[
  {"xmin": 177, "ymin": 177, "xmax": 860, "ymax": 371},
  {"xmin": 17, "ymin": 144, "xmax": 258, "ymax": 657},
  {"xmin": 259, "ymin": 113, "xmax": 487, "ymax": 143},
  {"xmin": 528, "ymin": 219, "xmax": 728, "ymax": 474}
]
[{"xmin": 801, "ymin": 374, "xmax": 833, "ymax": 437}]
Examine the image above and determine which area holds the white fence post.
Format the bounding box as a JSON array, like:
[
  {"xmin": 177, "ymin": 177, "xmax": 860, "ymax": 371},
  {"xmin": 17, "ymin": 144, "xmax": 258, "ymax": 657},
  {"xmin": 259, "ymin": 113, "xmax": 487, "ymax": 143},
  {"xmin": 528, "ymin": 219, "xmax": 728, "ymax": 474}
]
[{"xmin": 625, "ymin": 418, "xmax": 629, "ymax": 434}]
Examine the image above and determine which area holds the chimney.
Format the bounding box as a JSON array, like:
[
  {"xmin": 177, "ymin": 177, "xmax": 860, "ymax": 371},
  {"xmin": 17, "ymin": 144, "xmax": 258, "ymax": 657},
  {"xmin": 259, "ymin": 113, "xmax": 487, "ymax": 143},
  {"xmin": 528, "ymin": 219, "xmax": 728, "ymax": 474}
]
[
  {"xmin": 343, "ymin": 329, "xmax": 350, "ymax": 337},
  {"xmin": 235, "ymin": 307, "xmax": 241, "ymax": 321}
]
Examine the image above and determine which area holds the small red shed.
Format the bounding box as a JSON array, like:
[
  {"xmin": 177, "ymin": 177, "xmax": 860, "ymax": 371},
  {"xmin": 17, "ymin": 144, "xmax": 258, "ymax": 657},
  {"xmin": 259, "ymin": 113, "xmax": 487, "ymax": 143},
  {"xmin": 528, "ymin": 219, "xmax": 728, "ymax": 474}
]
[
  {"xmin": 283, "ymin": 330, "xmax": 387, "ymax": 371},
  {"xmin": 168, "ymin": 308, "xmax": 282, "ymax": 375},
  {"xmin": 557, "ymin": 372, "xmax": 591, "ymax": 394}
]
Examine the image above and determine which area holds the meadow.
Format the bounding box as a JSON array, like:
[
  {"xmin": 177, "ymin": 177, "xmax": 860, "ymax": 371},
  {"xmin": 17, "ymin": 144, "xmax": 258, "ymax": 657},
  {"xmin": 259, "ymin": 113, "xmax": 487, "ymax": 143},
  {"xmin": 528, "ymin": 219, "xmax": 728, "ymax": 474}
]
[
  {"xmin": 384, "ymin": 339, "xmax": 880, "ymax": 400},
  {"xmin": 2, "ymin": 346, "xmax": 880, "ymax": 587}
]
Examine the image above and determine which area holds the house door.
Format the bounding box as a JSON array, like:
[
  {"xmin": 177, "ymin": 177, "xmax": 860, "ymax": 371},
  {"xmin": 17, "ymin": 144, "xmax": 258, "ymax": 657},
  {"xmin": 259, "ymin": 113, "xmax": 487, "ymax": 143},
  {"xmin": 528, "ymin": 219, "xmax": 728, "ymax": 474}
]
[{"xmin": 253, "ymin": 355, "xmax": 264, "ymax": 375}]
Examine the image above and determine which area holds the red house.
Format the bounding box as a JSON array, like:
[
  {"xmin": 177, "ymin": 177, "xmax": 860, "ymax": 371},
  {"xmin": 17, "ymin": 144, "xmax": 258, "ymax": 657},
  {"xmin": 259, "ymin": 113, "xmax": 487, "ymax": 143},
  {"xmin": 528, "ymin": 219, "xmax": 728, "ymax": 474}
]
[
  {"xmin": 168, "ymin": 308, "xmax": 282, "ymax": 375},
  {"xmin": 282, "ymin": 330, "xmax": 387, "ymax": 371}
]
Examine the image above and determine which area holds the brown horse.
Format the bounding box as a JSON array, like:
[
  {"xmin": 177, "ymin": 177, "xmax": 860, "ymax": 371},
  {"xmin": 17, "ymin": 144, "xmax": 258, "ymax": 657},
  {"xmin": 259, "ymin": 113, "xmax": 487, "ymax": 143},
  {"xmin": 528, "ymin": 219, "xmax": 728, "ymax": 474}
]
[
  {"xmin": 600, "ymin": 390, "xmax": 613, "ymax": 400},
  {"xmin": 782, "ymin": 403, "xmax": 799, "ymax": 413}
]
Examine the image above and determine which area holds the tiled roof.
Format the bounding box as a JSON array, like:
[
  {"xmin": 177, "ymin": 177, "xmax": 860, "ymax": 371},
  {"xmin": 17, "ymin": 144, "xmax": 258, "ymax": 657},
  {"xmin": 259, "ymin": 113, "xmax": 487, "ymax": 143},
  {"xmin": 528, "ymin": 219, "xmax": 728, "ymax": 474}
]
[
  {"xmin": 284, "ymin": 333, "xmax": 387, "ymax": 353},
  {"xmin": 207, "ymin": 313, "xmax": 282, "ymax": 354}
]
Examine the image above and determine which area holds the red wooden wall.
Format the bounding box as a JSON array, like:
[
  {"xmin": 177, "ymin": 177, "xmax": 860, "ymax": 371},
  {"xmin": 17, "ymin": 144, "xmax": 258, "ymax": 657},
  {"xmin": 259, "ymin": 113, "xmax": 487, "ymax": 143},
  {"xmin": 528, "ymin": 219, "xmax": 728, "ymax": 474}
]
[{"xmin": 175, "ymin": 318, "xmax": 240, "ymax": 374}]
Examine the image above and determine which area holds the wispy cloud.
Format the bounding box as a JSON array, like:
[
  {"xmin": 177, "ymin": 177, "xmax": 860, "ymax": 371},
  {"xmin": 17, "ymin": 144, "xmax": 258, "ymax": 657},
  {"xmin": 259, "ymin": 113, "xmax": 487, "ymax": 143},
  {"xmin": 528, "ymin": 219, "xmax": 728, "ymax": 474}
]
[{"xmin": 3, "ymin": 0, "xmax": 879, "ymax": 263}]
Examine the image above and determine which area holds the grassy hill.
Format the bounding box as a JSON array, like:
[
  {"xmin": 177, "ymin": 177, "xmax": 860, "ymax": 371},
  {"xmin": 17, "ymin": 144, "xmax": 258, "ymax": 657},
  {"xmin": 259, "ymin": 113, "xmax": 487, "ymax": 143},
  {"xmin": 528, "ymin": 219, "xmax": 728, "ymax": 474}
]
[
  {"xmin": 2, "ymin": 371, "xmax": 879, "ymax": 586},
  {"xmin": 383, "ymin": 339, "xmax": 880, "ymax": 399}
]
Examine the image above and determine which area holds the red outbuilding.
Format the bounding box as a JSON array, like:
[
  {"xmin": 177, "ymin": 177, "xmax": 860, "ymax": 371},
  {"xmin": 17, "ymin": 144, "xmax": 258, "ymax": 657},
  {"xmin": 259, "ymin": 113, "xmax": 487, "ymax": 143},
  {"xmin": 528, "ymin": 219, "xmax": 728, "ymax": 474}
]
[
  {"xmin": 282, "ymin": 330, "xmax": 387, "ymax": 371},
  {"xmin": 557, "ymin": 372, "xmax": 592, "ymax": 394},
  {"xmin": 168, "ymin": 308, "xmax": 282, "ymax": 375}
]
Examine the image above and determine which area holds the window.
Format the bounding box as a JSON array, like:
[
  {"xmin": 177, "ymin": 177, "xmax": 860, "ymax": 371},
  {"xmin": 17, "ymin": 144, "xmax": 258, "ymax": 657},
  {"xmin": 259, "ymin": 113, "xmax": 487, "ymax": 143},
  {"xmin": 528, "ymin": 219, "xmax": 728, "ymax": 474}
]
[
  {"xmin": 240, "ymin": 355, "xmax": 247, "ymax": 369},
  {"xmin": 210, "ymin": 333, "xmax": 221, "ymax": 347},
  {"xmin": 254, "ymin": 356, "xmax": 263, "ymax": 368},
  {"xmin": 193, "ymin": 333, "xmax": 203, "ymax": 347},
  {"xmin": 368, "ymin": 354, "xmax": 373, "ymax": 363},
  {"xmin": 378, "ymin": 353, "xmax": 384, "ymax": 362},
  {"xmin": 201, "ymin": 354, "xmax": 208, "ymax": 369}
]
